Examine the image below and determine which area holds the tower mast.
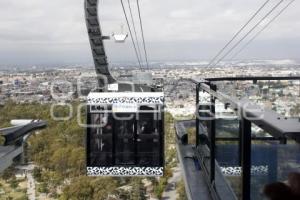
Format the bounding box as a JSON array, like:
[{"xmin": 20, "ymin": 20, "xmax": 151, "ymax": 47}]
[{"xmin": 84, "ymin": 0, "xmax": 116, "ymax": 90}]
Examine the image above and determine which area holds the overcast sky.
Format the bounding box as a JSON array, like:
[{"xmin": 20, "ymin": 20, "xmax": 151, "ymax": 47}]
[{"xmin": 0, "ymin": 0, "xmax": 300, "ymax": 66}]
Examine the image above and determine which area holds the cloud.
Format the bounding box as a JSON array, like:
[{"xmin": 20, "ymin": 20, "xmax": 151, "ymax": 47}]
[{"xmin": 0, "ymin": 0, "xmax": 299, "ymax": 66}]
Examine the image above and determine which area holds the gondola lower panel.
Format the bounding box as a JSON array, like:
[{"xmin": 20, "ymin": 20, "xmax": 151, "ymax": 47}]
[{"xmin": 86, "ymin": 92, "xmax": 164, "ymax": 176}]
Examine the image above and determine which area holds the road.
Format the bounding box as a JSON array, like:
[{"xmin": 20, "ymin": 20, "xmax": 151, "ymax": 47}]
[
  {"xmin": 16, "ymin": 164, "xmax": 36, "ymax": 200},
  {"xmin": 27, "ymin": 172, "xmax": 36, "ymax": 200},
  {"xmin": 161, "ymin": 165, "xmax": 182, "ymax": 200}
]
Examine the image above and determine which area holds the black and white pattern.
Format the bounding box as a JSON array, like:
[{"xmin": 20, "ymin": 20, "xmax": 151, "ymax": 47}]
[
  {"xmin": 221, "ymin": 165, "xmax": 268, "ymax": 176},
  {"xmin": 87, "ymin": 167, "xmax": 164, "ymax": 176},
  {"xmin": 87, "ymin": 96, "xmax": 164, "ymax": 105}
]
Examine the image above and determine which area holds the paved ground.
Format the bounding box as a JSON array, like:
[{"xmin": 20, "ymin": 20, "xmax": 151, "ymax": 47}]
[
  {"xmin": 18, "ymin": 164, "xmax": 36, "ymax": 200},
  {"xmin": 161, "ymin": 165, "xmax": 182, "ymax": 200},
  {"xmin": 27, "ymin": 172, "xmax": 36, "ymax": 200}
]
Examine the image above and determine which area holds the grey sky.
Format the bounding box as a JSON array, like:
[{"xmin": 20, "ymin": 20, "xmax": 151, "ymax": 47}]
[{"xmin": 0, "ymin": 0, "xmax": 299, "ymax": 66}]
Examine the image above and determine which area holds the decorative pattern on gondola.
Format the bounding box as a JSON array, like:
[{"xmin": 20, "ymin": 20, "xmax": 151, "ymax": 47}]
[
  {"xmin": 221, "ymin": 165, "xmax": 268, "ymax": 176},
  {"xmin": 87, "ymin": 96, "xmax": 164, "ymax": 105},
  {"xmin": 87, "ymin": 167, "xmax": 164, "ymax": 176}
]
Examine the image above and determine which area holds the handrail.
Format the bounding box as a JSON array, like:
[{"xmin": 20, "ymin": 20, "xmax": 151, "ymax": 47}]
[
  {"xmin": 171, "ymin": 76, "xmax": 300, "ymax": 199},
  {"xmin": 194, "ymin": 76, "xmax": 300, "ymax": 200}
]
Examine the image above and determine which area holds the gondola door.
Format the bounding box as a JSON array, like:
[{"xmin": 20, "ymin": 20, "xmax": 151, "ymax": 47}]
[
  {"xmin": 114, "ymin": 113, "xmax": 137, "ymax": 165},
  {"xmin": 87, "ymin": 92, "xmax": 164, "ymax": 176}
]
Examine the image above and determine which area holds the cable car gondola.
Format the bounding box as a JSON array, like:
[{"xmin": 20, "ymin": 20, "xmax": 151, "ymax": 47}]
[{"xmin": 84, "ymin": 0, "xmax": 164, "ymax": 176}]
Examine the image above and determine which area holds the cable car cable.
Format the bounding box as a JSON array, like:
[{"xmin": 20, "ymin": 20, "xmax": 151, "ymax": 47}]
[
  {"xmin": 120, "ymin": 0, "xmax": 143, "ymax": 70},
  {"xmin": 206, "ymin": 0, "xmax": 271, "ymax": 68},
  {"xmin": 137, "ymin": 0, "xmax": 150, "ymax": 70},
  {"xmin": 229, "ymin": 0, "xmax": 295, "ymax": 61},
  {"xmin": 127, "ymin": 0, "xmax": 144, "ymax": 68},
  {"xmin": 212, "ymin": 0, "xmax": 284, "ymax": 67}
]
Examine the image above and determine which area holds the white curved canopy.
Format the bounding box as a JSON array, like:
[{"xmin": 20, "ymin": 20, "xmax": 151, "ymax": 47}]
[{"xmin": 112, "ymin": 33, "xmax": 128, "ymax": 43}]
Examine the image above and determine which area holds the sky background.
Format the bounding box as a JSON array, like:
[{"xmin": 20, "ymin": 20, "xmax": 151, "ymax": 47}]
[{"xmin": 0, "ymin": 0, "xmax": 300, "ymax": 67}]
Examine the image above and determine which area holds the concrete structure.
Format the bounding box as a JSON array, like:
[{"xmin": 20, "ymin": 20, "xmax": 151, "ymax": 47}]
[{"xmin": 0, "ymin": 120, "xmax": 47, "ymax": 173}]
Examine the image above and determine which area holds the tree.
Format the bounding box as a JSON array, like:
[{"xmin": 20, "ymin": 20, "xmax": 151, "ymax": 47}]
[
  {"xmin": 50, "ymin": 147, "xmax": 71, "ymax": 176},
  {"xmin": 61, "ymin": 176, "xmax": 94, "ymax": 200},
  {"xmin": 68, "ymin": 147, "xmax": 85, "ymax": 176},
  {"xmin": 154, "ymin": 177, "xmax": 167, "ymax": 199},
  {"xmin": 0, "ymin": 102, "xmax": 180, "ymax": 200},
  {"xmin": 91, "ymin": 177, "xmax": 118, "ymax": 200},
  {"xmin": 130, "ymin": 178, "xmax": 146, "ymax": 200},
  {"xmin": 1, "ymin": 167, "xmax": 15, "ymax": 182},
  {"xmin": 41, "ymin": 170, "xmax": 63, "ymax": 192},
  {"xmin": 290, "ymin": 104, "xmax": 300, "ymax": 116},
  {"xmin": 15, "ymin": 195, "xmax": 29, "ymax": 200},
  {"xmin": 38, "ymin": 182, "xmax": 49, "ymax": 194},
  {"xmin": 32, "ymin": 167, "xmax": 42, "ymax": 182},
  {"xmin": 61, "ymin": 176, "xmax": 118, "ymax": 200},
  {"xmin": 0, "ymin": 135, "xmax": 5, "ymax": 145},
  {"xmin": 9, "ymin": 176, "xmax": 19, "ymax": 189},
  {"xmin": 176, "ymin": 179, "xmax": 188, "ymax": 200}
]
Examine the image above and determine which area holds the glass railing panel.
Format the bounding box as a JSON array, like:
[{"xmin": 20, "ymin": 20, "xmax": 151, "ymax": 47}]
[
  {"xmin": 250, "ymin": 126, "xmax": 300, "ymax": 199},
  {"xmin": 215, "ymin": 102, "xmax": 240, "ymax": 199}
]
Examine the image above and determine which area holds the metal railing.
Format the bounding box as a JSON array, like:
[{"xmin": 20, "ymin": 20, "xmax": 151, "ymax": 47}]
[{"xmin": 192, "ymin": 76, "xmax": 300, "ymax": 200}]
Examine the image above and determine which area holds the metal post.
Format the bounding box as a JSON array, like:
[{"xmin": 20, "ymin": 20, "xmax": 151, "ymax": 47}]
[
  {"xmin": 241, "ymin": 116, "xmax": 251, "ymax": 200},
  {"xmin": 238, "ymin": 120, "xmax": 242, "ymax": 165},
  {"xmin": 161, "ymin": 105, "xmax": 165, "ymax": 167},
  {"xmin": 86, "ymin": 105, "xmax": 91, "ymax": 166},
  {"xmin": 134, "ymin": 115, "xmax": 138, "ymax": 165},
  {"xmin": 210, "ymin": 84, "xmax": 217, "ymax": 184},
  {"xmin": 279, "ymin": 137, "xmax": 287, "ymax": 144},
  {"xmin": 196, "ymin": 83, "xmax": 200, "ymax": 146},
  {"xmin": 84, "ymin": 0, "xmax": 116, "ymax": 88},
  {"xmin": 112, "ymin": 114, "xmax": 116, "ymax": 166}
]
